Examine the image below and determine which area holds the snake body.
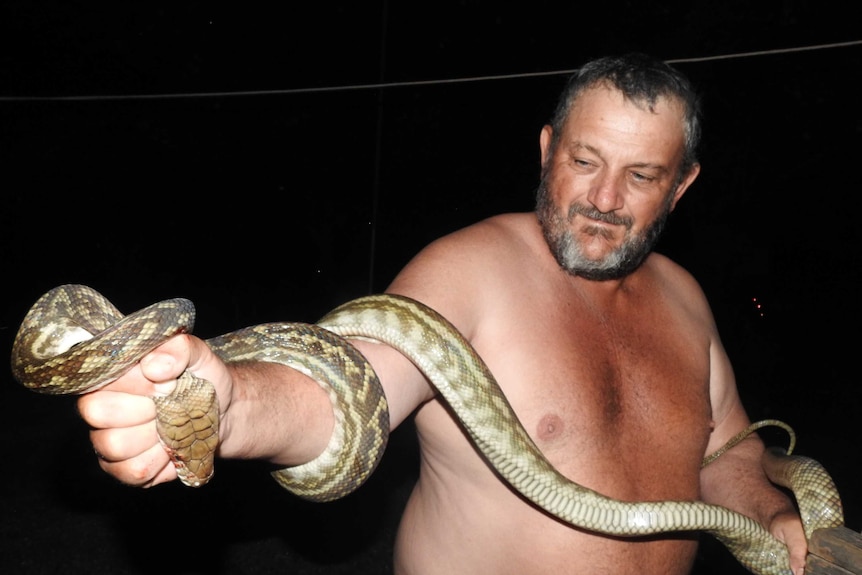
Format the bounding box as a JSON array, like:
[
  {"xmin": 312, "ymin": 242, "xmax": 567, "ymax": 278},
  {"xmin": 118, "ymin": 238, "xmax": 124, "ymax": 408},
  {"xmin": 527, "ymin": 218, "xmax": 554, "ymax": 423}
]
[{"xmin": 11, "ymin": 284, "xmax": 845, "ymax": 575}]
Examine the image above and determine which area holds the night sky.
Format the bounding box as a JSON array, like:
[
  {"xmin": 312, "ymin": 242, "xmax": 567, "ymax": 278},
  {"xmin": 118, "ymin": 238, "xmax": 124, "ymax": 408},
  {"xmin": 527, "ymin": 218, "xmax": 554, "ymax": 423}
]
[{"xmin": 1, "ymin": 3, "xmax": 860, "ymax": 574}]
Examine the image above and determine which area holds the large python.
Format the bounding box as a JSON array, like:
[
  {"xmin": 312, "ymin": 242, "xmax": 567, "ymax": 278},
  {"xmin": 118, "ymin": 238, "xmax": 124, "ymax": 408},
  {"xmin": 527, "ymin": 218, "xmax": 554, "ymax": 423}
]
[{"xmin": 11, "ymin": 284, "xmax": 845, "ymax": 575}]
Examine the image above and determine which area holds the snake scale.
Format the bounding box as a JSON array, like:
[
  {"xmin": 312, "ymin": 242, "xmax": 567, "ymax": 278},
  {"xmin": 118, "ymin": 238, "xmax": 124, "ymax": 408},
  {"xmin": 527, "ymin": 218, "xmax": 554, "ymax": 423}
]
[{"xmin": 11, "ymin": 284, "xmax": 845, "ymax": 575}]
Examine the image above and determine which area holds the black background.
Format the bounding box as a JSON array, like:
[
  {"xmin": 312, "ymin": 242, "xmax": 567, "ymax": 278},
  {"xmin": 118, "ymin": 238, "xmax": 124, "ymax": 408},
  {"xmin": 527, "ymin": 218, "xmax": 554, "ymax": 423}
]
[{"xmin": 1, "ymin": 2, "xmax": 859, "ymax": 574}]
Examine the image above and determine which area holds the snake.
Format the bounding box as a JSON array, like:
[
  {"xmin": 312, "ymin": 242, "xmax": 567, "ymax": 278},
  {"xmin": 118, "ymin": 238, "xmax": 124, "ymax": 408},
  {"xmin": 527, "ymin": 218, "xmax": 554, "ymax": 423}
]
[{"xmin": 11, "ymin": 284, "xmax": 845, "ymax": 575}]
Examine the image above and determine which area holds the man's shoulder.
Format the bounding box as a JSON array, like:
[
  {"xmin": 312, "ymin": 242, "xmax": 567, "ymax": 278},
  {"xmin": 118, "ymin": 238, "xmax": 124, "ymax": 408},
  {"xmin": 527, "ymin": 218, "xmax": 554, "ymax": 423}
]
[
  {"xmin": 444, "ymin": 212, "xmax": 540, "ymax": 250},
  {"xmin": 391, "ymin": 212, "xmax": 541, "ymax": 300},
  {"xmin": 644, "ymin": 252, "xmax": 712, "ymax": 316},
  {"xmin": 646, "ymin": 252, "xmax": 697, "ymax": 283}
]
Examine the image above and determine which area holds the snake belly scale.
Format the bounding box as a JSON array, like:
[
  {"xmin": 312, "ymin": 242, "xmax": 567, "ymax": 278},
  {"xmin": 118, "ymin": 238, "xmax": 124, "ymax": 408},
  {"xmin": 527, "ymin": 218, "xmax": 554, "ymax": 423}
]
[{"xmin": 11, "ymin": 284, "xmax": 845, "ymax": 575}]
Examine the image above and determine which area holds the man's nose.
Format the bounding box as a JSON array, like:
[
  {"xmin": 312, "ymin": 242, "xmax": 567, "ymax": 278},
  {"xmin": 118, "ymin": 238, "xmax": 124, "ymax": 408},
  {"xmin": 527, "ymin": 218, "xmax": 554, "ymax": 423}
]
[{"xmin": 586, "ymin": 172, "xmax": 624, "ymax": 212}]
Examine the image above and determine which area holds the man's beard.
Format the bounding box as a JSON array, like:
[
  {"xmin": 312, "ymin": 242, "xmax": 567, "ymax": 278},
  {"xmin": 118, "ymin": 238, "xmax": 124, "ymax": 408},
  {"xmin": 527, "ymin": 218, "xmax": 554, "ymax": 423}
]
[{"xmin": 535, "ymin": 178, "xmax": 672, "ymax": 281}]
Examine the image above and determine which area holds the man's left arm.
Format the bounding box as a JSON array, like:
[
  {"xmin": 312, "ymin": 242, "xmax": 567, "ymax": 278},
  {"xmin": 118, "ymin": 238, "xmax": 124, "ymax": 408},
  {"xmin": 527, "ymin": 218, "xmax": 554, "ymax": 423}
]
[{"xmin": 701, "ymin": 339, "xmax": 808, "ymax": 575}]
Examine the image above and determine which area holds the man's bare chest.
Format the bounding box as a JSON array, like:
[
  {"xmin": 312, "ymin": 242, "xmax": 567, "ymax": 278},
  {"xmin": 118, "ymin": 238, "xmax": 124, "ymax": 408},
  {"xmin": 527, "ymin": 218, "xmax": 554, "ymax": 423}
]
[{"xmin": 476, "ymin": 308, "xmax": 713, "ymax": 493}]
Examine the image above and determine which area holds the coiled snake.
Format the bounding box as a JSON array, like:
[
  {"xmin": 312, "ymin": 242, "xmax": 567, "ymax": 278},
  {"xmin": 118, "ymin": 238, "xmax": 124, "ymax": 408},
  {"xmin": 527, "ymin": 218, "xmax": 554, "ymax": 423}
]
[{"xmin": 11, "ymin": 284, "xmax": 845, "ymax": 575}]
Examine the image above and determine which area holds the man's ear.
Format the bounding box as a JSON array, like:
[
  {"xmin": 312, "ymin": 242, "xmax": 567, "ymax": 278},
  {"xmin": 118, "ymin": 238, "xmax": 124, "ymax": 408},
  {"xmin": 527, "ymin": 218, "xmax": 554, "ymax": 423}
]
[
  {"xmin": 539, "ymin": 125, "xmax": 553, "ymax": 167},
  {"xmin": 670, "ymin": 162, "xmax": 701, "ymax": 211}
]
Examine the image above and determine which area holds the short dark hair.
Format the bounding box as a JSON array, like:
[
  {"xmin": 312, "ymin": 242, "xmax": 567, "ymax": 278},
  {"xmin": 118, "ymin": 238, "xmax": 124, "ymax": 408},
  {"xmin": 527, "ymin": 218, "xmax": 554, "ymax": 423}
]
[{"xmin": 548, "ymin": 53, "xmax": 702, "ymax": 179}]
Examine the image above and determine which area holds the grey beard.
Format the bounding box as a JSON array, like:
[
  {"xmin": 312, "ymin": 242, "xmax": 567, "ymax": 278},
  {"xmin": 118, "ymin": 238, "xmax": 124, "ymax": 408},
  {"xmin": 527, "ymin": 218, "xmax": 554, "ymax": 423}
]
[{"xmin": 535, "ymin": 180, "xmax": 671, "ymax": 281}]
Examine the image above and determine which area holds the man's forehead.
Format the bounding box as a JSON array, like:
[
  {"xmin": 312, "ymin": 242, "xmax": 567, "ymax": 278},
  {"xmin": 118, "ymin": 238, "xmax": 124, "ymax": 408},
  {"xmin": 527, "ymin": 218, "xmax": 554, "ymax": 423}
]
[
  {"xmin": 563, "ymin": 86, "xmax": 687, "ymax": 140},
  {"xmin": 571, "ymin": 84, "xmax": 684, "ymax": 117}
]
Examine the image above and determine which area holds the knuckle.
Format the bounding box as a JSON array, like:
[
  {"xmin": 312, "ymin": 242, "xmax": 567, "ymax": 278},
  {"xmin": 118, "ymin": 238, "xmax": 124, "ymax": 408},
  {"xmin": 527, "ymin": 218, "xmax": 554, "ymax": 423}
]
[
  {"xmin": 77, "ymin": 392, "xmax": 116, "ymax": 428},
  {"xmin": 126, "ymin": 458, "xmax": 156, "ymax": 484},
  {"xmin": 98, "ymin": 431, "xmax": 126, "ymax": 460}
]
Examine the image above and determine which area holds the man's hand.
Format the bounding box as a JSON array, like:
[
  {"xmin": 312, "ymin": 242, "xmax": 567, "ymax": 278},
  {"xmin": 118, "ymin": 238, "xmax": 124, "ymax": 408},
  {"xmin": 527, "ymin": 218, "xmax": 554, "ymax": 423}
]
[
  {"xmin": 769, "ymin": 509, "xmax": 808, "ymax": 575},
  {"xmin": 77, "ymin": 333, "xmax": 230, "ymax": 487}
]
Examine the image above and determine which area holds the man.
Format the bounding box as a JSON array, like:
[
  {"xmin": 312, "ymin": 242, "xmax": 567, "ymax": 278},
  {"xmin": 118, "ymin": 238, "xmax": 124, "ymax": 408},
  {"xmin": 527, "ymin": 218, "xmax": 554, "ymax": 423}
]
[{"xmin": 77, "ymin": 53, "xmax": 807, "ymax": 574}]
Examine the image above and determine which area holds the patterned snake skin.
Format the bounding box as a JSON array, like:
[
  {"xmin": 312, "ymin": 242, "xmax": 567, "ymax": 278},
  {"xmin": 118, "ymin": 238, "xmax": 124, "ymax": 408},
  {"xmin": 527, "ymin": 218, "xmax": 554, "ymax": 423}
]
[{"xmin": 11, "ymin": 284, "xmax": 845, "ymax": 575}]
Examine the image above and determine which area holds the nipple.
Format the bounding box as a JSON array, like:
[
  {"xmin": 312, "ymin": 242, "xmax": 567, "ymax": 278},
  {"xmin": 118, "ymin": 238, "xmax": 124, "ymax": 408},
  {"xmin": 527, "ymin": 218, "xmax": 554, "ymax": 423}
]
[{"xmin": 536, "ymin": 413, "xmax": 564, "ymax": 442}]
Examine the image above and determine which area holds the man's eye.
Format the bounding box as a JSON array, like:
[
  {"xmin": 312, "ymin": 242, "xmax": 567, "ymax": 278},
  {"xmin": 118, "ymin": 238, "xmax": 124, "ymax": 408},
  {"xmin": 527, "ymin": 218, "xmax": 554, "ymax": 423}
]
[{"xmin": 631, "ymin": 172, "xmax": 655, "ymax": 183}]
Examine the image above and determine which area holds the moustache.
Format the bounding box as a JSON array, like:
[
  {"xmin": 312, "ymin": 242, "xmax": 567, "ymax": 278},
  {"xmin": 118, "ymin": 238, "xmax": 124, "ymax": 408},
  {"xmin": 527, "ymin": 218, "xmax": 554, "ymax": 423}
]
[{"xmin": 567, "ymin": 203, "xmax": 632, "ymax": 228}]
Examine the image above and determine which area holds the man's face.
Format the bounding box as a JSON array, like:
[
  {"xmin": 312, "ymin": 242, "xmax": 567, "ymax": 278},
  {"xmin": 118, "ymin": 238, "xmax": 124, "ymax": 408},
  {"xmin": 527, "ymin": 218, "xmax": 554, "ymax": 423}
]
[{"xmin": 536, "ymin": 85, "xmax": 699, "ymax": 281}]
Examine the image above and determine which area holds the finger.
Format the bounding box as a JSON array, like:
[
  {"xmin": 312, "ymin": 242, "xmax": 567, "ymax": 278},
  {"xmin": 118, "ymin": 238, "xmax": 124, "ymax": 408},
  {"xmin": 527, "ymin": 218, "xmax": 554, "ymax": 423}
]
[
  {"xmin": 96, "ymin": 442, "xmax": 177, "ymax": 487},
  {"xmin": 771, "ymin": 513, "xmax": 808, "ymax": 575},
  {"xmin": 785, "ymin": 533, "xmax": 808, "ymax": 575},
  {"xmin": 90, "ymin": 421, "xmax": 159, "ymax": 462},
  {"xmin": 145, "ymin": 459, "xmax": 181, "ymax": 487},
  {"xmin": 78, "ymin": 390, "xmax": 156, "ymax": 429},
  {"xmin": 139, "ymin": 335, "xmax": 193, "ymax": 382}
]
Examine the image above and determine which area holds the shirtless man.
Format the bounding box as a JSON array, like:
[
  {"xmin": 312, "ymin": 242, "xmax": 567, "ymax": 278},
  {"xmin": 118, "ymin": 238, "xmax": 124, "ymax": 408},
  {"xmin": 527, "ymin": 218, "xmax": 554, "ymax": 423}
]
[{"xmin": 77, "ymin": 53, "xmax": 808, "ymax": 574}]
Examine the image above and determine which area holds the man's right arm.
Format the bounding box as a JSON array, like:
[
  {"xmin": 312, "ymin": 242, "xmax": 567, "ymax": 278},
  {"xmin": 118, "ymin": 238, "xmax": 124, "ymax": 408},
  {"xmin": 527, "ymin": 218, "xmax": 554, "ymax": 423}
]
[{"xmin": 77, "ymin": 315, "xmax": 436, "ymax": 488}]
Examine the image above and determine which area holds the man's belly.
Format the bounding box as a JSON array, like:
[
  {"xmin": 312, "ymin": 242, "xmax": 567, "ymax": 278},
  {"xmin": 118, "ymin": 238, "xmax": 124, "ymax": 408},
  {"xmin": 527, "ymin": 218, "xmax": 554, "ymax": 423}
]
[{"xmin": 393, "ymin": 476, "xmax": 701, "ymax": 575}]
